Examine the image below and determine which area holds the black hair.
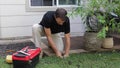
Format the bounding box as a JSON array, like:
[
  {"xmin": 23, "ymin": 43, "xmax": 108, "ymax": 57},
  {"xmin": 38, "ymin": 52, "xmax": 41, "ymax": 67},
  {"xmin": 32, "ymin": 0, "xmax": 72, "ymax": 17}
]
[{"xmin": 55, "ymin": 8, "xmax": 67, "ymax": 21}]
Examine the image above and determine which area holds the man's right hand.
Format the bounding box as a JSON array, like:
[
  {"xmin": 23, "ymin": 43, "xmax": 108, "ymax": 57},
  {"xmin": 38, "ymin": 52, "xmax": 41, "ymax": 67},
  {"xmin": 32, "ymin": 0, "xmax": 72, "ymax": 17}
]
[
  {"xmin": 56, "ymin": 51, "xmax": 63, "ymax": 58},
  {"xmin": 44, "ymin": 27, "xmax": 63, "ymax": 58}
]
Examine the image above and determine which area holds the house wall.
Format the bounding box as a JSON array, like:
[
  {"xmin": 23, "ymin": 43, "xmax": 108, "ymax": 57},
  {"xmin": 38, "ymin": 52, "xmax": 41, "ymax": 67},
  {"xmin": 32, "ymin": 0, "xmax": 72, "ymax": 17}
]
[
  {"xmin": 0, "ymin": 6, "xmax": 1, "ymax": 37},
  {"xmin": 0, "ymin": 0, "xmax": 85, "ymax": 38}
]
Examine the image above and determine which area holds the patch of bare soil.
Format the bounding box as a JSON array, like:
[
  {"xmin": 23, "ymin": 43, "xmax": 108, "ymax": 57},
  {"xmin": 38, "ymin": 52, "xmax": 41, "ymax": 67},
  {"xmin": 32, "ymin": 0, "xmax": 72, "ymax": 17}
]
[{"xmin": 0, "ymin": 41, "xmax": 35, "ymax": 57}]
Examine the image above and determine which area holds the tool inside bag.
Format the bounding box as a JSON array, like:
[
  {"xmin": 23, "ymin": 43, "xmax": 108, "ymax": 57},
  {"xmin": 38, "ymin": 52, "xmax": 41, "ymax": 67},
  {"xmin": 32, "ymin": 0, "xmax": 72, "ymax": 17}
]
[{"xmin": 14, "ymin": 46, "xmax": 30, "ymax": 57}]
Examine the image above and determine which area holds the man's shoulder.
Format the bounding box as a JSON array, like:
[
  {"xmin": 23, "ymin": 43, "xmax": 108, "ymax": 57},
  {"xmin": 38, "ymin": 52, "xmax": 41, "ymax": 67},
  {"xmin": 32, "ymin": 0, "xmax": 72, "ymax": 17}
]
[
  {"xmin": 45, "ymin": 11, "xmax": 55, "ymax": 15},
  {"xmin": 43, "ymin": 11, "xmax": 55, "ymax": 19},
  {"xmin": 47, "ymin": 11, "xmax": 55, "ymax": 13},
  {"xmin": 65, "ymin": 17, "xmax": 70, "ymax": 22}
]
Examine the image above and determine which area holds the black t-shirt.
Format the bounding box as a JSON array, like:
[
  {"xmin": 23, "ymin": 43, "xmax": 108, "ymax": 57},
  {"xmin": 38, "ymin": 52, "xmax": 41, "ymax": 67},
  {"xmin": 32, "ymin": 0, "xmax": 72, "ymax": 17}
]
[{"xmin": 39, "ymin": 11, "xmax": 70, "ymax": 34}]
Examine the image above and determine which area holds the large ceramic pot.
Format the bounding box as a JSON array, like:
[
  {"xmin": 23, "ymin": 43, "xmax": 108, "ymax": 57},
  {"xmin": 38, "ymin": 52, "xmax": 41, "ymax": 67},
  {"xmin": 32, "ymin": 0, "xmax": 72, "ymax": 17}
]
[
  {"xmin": 102, "ymin": 37, "xmax": 113, "ymax": 48},
  {"xmin": 84, "ymin": 32, "xmax": 103, "ymax": 51}
]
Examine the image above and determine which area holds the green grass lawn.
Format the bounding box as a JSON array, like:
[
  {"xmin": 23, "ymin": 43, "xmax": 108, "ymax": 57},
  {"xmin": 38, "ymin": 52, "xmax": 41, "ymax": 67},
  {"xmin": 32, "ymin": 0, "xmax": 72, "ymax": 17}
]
[{"xmin": 1, "ymin": 51, "xmax": 120, "ymax": 68}]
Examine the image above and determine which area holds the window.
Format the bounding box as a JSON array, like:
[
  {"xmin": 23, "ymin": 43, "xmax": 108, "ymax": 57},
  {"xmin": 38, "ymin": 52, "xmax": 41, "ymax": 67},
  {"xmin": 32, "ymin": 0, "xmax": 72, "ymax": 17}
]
[
  {"xmin": 59, "ymin": 0, "xmax": 78, "ymax": 5},
  {"xmin": 30, "ymin": 0, "xmax": 78, "ymax": 6},
  {"xmin": 26, "ymin": 0, "xmax": 80, "ymax": 12},
  {"xmin": 31, "ymin": 0, "xmax": 53, "ymax": 6}
]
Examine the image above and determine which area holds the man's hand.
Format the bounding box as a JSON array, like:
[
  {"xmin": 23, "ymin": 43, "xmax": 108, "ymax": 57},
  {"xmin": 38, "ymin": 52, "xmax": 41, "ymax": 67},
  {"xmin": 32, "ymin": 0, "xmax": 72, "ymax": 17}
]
[
  {"xmin": 64, "ymin": 33, "xmax": 70, "ymax": 57},
  {"xmin": 44, "ymin": 27, "xmax": 63, "ymax": 58},
  {"xmin": 63, "ymin": 54, "xmax": 69, "ymax": 58},
  {"xmin": 56, "ymin": 51, "xmax": 63, "ymax": 58}
]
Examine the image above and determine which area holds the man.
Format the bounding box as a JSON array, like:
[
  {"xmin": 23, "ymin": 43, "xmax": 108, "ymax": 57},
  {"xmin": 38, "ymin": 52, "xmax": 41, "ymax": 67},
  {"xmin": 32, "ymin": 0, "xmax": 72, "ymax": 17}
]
[{"xmin": 32, "ymin": 8, "xmax": 70, "ymax": 58}]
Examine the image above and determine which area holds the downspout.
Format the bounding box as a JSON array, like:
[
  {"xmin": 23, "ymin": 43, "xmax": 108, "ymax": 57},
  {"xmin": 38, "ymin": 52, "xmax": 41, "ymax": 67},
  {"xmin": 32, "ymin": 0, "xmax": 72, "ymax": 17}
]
[{"xmin": 56, "ymin": 0, "xmax": 59, "ymax": 6}]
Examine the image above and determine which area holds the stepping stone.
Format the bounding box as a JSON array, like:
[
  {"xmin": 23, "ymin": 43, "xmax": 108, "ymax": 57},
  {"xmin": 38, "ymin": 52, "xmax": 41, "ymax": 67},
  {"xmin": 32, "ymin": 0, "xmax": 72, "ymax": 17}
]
[{"xmin": 40, "ymin": 42, "xmax": 88, "ymax": 56}]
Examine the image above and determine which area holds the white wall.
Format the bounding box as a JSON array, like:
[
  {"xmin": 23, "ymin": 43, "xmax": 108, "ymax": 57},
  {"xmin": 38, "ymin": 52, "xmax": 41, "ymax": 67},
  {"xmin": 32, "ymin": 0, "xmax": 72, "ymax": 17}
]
[
  {"xmin": 0, "ymin": 0, "xmax": 85, "ymax": 38},
  {"xmin": 0, "ymin": 5, "xmax": 1, "ymax": 37}
]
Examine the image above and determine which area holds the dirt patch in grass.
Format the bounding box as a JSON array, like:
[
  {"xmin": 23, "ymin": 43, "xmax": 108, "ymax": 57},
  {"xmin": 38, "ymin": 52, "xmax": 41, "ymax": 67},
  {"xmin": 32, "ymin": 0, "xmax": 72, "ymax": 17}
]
[{"xmin": 0, "ymin": 41, "xmax": 35, "ymax": 57}]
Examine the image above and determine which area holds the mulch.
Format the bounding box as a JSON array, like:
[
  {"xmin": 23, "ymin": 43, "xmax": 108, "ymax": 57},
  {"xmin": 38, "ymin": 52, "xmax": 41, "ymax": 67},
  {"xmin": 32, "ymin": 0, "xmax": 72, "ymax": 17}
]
[
  {"xmin": 0, "ymin": 36, "xmax": 120, "ymax": 58},
  {"xmin": 0, "ymin": 41, "xmax": 35, "ymax": 57},
  {"xmin": 0, "ymin": 36, "xmax": 85, "ymax": 58}
]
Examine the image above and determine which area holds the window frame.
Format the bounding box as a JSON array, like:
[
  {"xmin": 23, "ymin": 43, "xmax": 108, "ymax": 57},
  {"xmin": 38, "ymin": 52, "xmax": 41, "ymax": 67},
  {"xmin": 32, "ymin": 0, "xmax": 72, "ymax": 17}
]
[{"xmin": 26, "ymin": 0, "xmax": 79, "ymax": 12}]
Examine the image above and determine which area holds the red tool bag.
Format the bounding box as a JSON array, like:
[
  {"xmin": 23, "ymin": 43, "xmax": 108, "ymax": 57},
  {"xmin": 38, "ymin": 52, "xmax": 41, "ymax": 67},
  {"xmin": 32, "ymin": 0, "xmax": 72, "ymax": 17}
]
[{"xmin": 12, "ymin": 46, "xmax": 41, "ymax": 68}]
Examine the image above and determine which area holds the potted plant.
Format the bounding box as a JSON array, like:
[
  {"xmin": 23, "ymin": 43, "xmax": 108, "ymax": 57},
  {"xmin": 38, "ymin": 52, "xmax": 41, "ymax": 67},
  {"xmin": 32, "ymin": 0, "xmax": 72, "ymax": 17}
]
[
  {"xmin": 97, "ymin": 13, "xmax": 114, "ymax": 48},
  {"xmin": 70, "ymin": 0, "xmax": 120, "ymax": 50},
  {"xmin": 97, "ymin": 0, "xmax": 120, "ymax": 48}
]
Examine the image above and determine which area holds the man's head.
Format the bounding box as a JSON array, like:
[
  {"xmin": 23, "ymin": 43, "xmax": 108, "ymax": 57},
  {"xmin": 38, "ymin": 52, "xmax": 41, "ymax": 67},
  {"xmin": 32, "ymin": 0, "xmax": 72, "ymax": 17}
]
[{"xmin": 54, "ymin": 8, "xmax": 67, "ymax": 25}]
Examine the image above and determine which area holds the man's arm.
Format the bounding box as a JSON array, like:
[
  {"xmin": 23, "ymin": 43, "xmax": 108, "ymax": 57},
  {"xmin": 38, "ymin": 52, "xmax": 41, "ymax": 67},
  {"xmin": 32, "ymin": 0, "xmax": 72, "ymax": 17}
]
[
  {"xmin": 64, "ymin": 33, "xmax": 71, "ymax": 56},
  {"xmin": 44, "ymin": 27, "xmax": 62, "ymax": 57}
]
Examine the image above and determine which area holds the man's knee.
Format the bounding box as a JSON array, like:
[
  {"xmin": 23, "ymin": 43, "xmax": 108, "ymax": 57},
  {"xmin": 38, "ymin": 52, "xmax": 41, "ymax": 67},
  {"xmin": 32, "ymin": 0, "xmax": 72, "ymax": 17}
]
[
  {"xmin": 32, "ymin": 24, "xmax": 45, "ymax": 36},
  {"xmin": 32, "ymin": 24, "xmax": 40, "ymax": 30}
]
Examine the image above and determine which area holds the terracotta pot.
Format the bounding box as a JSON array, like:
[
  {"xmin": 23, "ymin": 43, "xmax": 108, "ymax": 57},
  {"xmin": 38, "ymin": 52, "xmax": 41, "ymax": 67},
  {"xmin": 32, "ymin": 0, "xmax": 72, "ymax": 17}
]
[{"xmin": 102, "ymin": 37, "xmax": 113, "ymax": 48}]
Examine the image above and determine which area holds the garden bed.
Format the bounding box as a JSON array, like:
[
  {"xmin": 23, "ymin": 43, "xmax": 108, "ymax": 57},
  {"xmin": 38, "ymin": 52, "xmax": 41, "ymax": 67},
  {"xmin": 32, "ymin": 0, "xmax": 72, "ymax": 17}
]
[
  {"xmin": 0, "ymin": 39, "xmax": 35, "ymax": 57},
  {"xmin": 0, "ymin": 36, "xmax": 120, "ymax": 57}
]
